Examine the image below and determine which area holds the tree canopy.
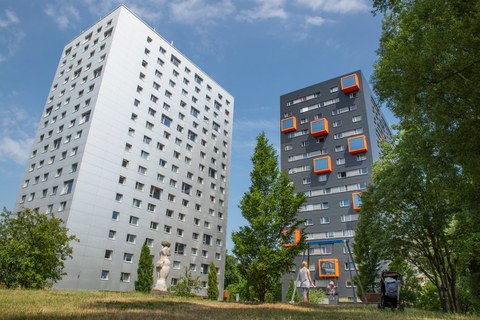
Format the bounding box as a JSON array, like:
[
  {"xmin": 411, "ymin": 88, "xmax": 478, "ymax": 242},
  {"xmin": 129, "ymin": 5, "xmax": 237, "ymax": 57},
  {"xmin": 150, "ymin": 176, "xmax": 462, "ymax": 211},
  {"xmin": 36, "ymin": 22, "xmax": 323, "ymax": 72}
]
[
  {"xmin": 0, "ymin": 208, "xmax": 78, "ymax": 288},
  {"xmin": 357, "ymin": 131, "xmax": 463, "ymax": 312},
  {"xmin": 135, "ymin": 243, "xmax": 153, "ymax": 293},
  {"xmin": 232, "ymin": 132, "xmax": 307, "ymax": 302},
  {"xmin": 363, "ymin": 0, "xmax": 480, "ymax": 313}
]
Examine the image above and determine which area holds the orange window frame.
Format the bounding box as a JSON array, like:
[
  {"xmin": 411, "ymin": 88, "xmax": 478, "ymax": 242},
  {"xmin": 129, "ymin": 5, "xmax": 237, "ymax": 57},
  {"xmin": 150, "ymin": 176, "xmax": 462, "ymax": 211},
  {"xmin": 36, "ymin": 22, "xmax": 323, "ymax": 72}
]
[
  {"xmin": 352, "ymin": 192, "xmax": 361, "ymax": 212},
  {"xmin": 340, "ymin": 74, "xmax": 360, "ymax": 93},
  {"xmin": 318, "ymin": 259, "xmax": 340, "ymax": 278},
  {"xmin": 281, "ymin": 229, "xmax": 301, "ymax": 248},
  {"xmin": 281, "ymin": 116, "xmax": 297, "ymax": 133},
  {"xmin": 310, "ymin": 118, "xmax": 329, "ymax": 137},
  {"xmin": 313, "ymin": 156, "xmax": 332, "ymax": 174},
  {"xmin": 347, "ymin": 135, "xmax": 368, "ymax": 154}
]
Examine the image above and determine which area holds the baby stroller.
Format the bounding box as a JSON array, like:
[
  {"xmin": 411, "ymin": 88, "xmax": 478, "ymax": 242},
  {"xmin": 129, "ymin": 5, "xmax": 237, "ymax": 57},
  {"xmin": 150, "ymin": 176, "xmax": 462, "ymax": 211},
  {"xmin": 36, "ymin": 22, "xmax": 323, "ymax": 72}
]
[{"xmin": 378, "ymin": 271, "xmax": 405, "ymax": 311}]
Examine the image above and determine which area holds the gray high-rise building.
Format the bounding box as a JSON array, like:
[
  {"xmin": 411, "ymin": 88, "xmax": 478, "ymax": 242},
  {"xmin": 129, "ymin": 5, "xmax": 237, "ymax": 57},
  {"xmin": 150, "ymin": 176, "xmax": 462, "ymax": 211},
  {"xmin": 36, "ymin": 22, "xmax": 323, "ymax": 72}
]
[
  {"xmin": 280, "ymin": 71, "xmax": 390, "ymax": 301},
  {"xmin": 14, "ymin": 6, "xmax": 234, "ymax": 294}
]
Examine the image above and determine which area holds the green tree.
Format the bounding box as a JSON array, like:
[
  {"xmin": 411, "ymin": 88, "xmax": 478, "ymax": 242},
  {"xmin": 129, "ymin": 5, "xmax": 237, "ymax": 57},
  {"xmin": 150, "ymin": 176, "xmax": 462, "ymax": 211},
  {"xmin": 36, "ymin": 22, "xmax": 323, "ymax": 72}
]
[
  {"xmin": 353, "ymin": 200, "xmax": 383, "ymax": 293},
  {"xmin": 0, "ymin": 207, "xmax": 78, "ymax": 288},
  {"xmin": 224, "ymin": 251, "xmax": 241, "ymax": 288},
  {"xmin": 168, "ymin": 267, "xmax": 202, "ymax": 297},
  {"xmin": 232, "ymin": 132, "xmax": 307, "ymax": 302},
  {"xmin": 372, "ymin": 0, "xmax": 480, "ymax": 311},
  {"xmin": 359, "ymin": 132, "xmax": 463, "ymax": 312},
  {"xmin": 135, "ymin": 243, "xmax": 153, "ymax": 293},
  {"xmin": 207, "ymin": 261, "xmax": 219, "ymax": 300},
  {"xmin": 286, "ymin": 277, "xmax": 300, "ymax": 303}
]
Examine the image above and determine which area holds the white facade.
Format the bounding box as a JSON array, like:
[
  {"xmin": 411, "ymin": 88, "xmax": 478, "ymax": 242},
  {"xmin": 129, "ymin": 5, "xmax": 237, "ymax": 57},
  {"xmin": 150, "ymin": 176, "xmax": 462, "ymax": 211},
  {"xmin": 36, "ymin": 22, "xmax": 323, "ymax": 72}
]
[{"xmin": 14, "ymin": 6, "xmax": 234, "ymax": 293}]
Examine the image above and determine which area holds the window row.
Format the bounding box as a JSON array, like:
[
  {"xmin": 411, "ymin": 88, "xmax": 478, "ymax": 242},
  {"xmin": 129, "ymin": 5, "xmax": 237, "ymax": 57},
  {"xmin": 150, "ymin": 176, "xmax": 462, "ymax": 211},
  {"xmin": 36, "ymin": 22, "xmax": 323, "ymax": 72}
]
[{"xmin": 304, "ymin": 213, "xmax": 359, "ymax": 226}]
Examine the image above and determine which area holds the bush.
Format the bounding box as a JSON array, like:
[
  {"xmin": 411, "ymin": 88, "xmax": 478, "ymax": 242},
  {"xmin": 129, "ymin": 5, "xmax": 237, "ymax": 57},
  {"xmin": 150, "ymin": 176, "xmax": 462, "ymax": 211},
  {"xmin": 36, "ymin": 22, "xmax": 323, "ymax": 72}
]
[
  {"xmin": 168, "ymin": 267, "xmax": 202, "ymax": 297},
  {"xmin": 286, "ymin": 278, "xmax": 300, "ymax": 303},
  {"xmin": 309, "ymin": 289, "xmax": 327, "ymax": 304},
  {"xmin": 416, "ymin": 281, "xmax": 441, "ymax": 311}
]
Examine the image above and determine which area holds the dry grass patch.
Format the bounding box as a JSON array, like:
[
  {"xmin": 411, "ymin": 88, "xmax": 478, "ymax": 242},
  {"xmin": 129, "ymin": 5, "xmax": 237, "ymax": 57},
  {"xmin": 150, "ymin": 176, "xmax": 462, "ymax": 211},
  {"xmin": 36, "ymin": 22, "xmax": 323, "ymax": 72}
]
[{"xmin": 0, "ymin": 290, "xmax": 476, "ymax": 320}]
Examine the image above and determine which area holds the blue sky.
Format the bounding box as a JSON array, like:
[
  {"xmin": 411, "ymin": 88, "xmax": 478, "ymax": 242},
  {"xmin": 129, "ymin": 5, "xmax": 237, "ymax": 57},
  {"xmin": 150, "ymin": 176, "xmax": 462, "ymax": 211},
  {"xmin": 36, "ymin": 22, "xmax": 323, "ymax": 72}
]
[{"xmin": 0, "ymin": 0, "xmax": 395, "ymax": 250}]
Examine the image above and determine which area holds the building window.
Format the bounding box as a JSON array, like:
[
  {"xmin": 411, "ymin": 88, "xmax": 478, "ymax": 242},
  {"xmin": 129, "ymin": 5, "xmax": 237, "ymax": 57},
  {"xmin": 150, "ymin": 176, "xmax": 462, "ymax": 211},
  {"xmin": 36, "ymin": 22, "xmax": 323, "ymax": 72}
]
[
  {"xmin": 108, "ymin": 230, "xmax": 116, "ymax": 240},
  {"xmin": 203, "ymin": 234, "xmax": 212, "ymax": 245},
  {"xmin": 61, "ymin": 180, "xmax": 74, "ymax": 195},
  {"xmin": 104, "ymin": 250, "xmax": 113, "ymax": 259},
  {"xmin": 129, "ymin": 216, "xmax": 139, "ymax": 226},
  {"xmin": 161, "ymin": 114, "xmax": 172, "ymax": 127},
  {"xmin": 120, "ymin": 272, "xmax": 131, "ymax": 282},
  {"xmin": 175, "ymin": 242, "xmax": 186, "ymax": 255},
  {"xmin": 101, "ymin": 270, "xmax": 109, "ymax": 280},
  {"xmin": 126, "ymin": 234, "xmax": 136, "ymax": 244},
  {"xmin": 339, "ymin": 199, "xmax": 350, "ymax": 207},
  {"xmin": 93, "ymin": 66, "xmax": 103, "ymax": 78},
  {"xmin": 123, "ymin": 253, "xmax": 134, "ymax": 263},
  {"xmin": 132, "ymin": 198, "xmax": 142, "ymax": 208}
]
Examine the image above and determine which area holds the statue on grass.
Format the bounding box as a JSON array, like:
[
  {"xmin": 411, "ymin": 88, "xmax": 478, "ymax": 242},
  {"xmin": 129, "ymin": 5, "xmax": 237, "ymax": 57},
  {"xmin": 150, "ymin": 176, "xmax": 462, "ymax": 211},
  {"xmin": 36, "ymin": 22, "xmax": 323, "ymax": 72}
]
[{"xmin": 153, "ymin": 240, "xmax": 171, "ymax": 291}]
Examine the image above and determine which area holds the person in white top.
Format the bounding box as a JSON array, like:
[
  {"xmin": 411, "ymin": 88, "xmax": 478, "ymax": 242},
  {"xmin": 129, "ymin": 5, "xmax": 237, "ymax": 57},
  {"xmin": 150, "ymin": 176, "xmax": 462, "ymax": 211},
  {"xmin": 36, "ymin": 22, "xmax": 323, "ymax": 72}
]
[{"xmin": 298, "ymin": 261, "xmax": 315, "ymax": 303}]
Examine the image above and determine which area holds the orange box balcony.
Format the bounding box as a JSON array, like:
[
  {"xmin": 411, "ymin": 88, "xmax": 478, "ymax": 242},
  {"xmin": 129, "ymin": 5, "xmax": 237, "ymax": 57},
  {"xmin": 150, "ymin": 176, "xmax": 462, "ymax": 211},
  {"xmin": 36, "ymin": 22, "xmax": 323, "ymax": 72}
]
[
  {"xmin": 313, "ymin": 156, "xmax": 332, "ymax": 174},
  {"xmin": 352, "ymin": 192, "xmax": 361, "ymax": 212},
  {"xmin": 341, "ymin": 73, "xmax": 360, "ymax": 93},
  {"xmin": 310, "ymin": 118, "xmax": 329, "ymax": 137},
  {"xmin": 318, "ymin": 259, "xmax": 340, "ymax": 278},
  {"xmin": 281, "ymin": 116, "xmax": 297, "ymax": 133},
  {"xmin": 348, "ymin": 135, "xmax": 368, "ymax": 154},
  {"xmin": 281, "ymin": 229, "xmax": 301, "ymax": 248}
]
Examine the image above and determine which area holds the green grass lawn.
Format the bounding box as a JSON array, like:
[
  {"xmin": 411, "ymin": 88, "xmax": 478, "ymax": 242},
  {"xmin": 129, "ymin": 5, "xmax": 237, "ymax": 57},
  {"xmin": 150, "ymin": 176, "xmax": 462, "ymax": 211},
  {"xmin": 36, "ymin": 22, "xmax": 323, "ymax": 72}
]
[{"xmin": 0, "ymin": 290, "xmax": 475, "ymax": 320}]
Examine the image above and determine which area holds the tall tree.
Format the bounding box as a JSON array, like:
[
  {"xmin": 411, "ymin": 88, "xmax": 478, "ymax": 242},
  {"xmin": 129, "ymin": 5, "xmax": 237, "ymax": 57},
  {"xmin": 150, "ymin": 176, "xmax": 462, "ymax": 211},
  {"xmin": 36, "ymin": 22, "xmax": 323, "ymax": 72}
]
[
  {"xmin": 232, "ymin": 132, "xmax": 307, "ymax": 302},
  {"xmin": 0, "ymin": 208, "xmax": 78, "ymax": 288},
  {"xmin": 353, "ymin": 202, "xmax": 383, "ymax": 293},
  {"xmin": 135, "ymin": 242, "xmax": 153, "ymax": 293},
  {"xmin": 358, "ymin": 132, "xmax": 463, "ymax": 312},
  {"xmin": 372, "ymin": 0, "xmax": 480, "ymax": 312},
  {"xmin": 207, "ymin": 261, "xmax": 219, "ymax": 300}
]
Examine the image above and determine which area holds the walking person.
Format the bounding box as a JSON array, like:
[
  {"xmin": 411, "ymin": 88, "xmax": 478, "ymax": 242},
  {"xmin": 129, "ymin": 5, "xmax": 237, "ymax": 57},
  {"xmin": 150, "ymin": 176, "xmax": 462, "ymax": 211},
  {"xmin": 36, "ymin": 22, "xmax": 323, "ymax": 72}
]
[{"xmin": 298, "ymin": 261, "xmax": 315, "ymax": 303}]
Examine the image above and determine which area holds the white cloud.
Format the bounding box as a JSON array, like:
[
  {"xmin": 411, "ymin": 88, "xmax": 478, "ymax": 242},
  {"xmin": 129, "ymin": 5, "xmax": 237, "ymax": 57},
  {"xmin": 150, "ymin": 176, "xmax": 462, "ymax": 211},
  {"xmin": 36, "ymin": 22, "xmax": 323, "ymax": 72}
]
[
  {"xmin": 305, "ymin": 16, "xmax": 327, "ymax": 26},
  {"xmin": 0, "ymin": 9, "xmax": 19, "ymax": 27},
  {"xmin": 238, "ymin": 0, "xmax": 288, "ymax": 22},
  {"xmin": 169, "ymin": 0, "xmax": 234, "ymax": 25},
  {"xmin": 45, "ymin": 3, "xmax": 81, "ymax": 30},
  {"xmin": 295, "ymin": 0, "xmax": 369, "ymax": 13},
  {"xmin": 0, "ymin": 9, "xmax": 23, "ymax": 63},
  {"xmin": 0, "ymin": 105, "xmax": 36, "ymax": 165},
  {"xmin": 0, "ymin": 137, "xmax": 33, "ymax": 165}
]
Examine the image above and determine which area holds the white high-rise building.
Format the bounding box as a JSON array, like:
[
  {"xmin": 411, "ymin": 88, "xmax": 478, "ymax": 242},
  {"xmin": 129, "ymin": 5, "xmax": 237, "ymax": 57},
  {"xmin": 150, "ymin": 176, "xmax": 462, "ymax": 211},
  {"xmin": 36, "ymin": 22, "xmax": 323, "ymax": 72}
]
[{"xmin": 14, "ymin": 5, "xmax": 234, "ymax": 293}]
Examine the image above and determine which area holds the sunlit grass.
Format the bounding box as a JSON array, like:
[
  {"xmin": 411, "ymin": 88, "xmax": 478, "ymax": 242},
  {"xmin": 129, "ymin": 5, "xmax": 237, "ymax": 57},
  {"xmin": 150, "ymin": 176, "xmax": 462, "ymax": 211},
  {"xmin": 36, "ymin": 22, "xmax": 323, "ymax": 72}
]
[{"xmin": 0, "ymin": 290, "xmax": 475, "ymax": 320}]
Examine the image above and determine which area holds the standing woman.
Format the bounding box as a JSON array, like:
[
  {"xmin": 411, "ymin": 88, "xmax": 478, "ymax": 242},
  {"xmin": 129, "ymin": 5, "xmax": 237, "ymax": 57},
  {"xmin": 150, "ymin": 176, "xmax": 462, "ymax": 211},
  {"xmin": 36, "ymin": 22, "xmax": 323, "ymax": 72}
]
[{"xmin": 298, "ymin": 261, "xmax": 315, "ymax": 303}]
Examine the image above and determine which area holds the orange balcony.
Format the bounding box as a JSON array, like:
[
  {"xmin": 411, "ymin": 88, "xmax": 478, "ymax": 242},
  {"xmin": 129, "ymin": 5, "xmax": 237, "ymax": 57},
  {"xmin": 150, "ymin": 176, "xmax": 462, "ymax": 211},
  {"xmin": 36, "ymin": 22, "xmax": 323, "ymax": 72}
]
[
  {"xmin": 318, "ymin": 259, "xmax": 340, "ymax": 278},
  {"xmin": 340, "ymin": 74, "xmax": 360, "ymax": 93},
  {"xmin": 281, "ymin": 116, "xmax": 297, "ymax": 133},
  {"xmin": 310, "ymin": 118, "xmax": 329, "ymax": 137},
  {"xmin": 352, "ymin": 192, "xmax": 361, "ymax": 212},
  {"xmin": 313, "ymin": 156, "xmax": 332, "ymax": 174},
  {"xmin": 348, "ymin": 135, "xmax": 368, "ymax": 154},
  {"xmin": 281, "ymin": 229, "xmax": 301, "ymax": 248}
]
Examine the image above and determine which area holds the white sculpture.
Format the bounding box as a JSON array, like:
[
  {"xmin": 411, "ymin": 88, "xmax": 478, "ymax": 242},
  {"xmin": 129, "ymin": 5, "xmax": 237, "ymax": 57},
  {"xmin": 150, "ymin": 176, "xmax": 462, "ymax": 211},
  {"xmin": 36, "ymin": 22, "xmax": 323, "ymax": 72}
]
[{"xmin": 153, "ymin": 240, "xmax": 171, "ymax": 291}]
